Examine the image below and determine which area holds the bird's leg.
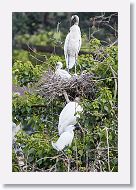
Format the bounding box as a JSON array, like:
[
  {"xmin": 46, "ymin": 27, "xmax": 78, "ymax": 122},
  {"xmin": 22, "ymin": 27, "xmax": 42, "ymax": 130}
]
[
  {"xmin": 66, "ymin": 67, "xmax": 69, "ymax": 73},
  {"xmin": 75, "ymin": 63, "xmax": 76, "ymax": 75}
]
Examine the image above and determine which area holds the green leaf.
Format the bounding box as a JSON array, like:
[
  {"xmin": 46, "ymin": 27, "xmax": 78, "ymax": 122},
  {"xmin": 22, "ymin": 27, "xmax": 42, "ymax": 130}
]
[
  {"xmin": 104, "ymin": 106, "xmax": 109, "ymax": 112},
  {"xmin": 28, "ymin": 148, "xmax": 35, "ymax": 155},
  {"xmin": 78, "ymin": 150, "xmax": 83, "ymax": 156}
]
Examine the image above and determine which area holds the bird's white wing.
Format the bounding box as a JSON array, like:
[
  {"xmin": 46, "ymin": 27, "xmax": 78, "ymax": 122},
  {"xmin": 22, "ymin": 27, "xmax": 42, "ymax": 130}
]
[
  {"xmin": 59, "ymin": 102, "xmax": 82, "ymax": 123},
  {"xmin": 52, "ymin": 131, "xmax": 74, "ymax": 151},
  {"xmin": 64, "ymin": 33, "xmax": 70, "ymax": 57},
  {"xmin": 58, "ymin": 102, "xmax": 77, "ymax": 135},
  {"xmin": 60, "ymin": 69, "xmax": 71, "ymax": 78},
  {"xmin": 58, "ymin": 102, "xmax": 83, "ymax": 135},
  {"xmin": 78, "ymin": 28, "xmax": 82, "ymax": 52},
  {"xmin": 68, "ymin": 25, "xmax": 81, "ymax": 53},
  {"xmin": 55, "ymin": 69, "xmax": 71, "ymax": 80},
  {"xmin": 59, "ymin": 102, "xmax": 76, "ymax": 125}
]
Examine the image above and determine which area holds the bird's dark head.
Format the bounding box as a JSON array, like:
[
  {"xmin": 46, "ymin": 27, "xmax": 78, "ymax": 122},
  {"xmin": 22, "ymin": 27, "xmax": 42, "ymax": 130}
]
[
  {"xmin": 74, "ymin": 124, "xmax": 84, "ymax": 138},
  {"xmin": 71, "ymin": 15, "xmax": 79, "ymax": 26},
  {"xmin": 74, "ymin": 123, "xmax": 82, "ymax": 131}
]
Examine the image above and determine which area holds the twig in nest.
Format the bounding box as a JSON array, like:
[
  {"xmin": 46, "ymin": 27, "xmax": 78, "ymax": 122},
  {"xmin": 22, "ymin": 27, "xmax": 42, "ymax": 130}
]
[
  {"xmin": 32, "ymin": 71, "xmax": 97, "ymax": 101},
  {"xmin": 63, "ymin": 90, "xmax": 70, "ymax": 103}
]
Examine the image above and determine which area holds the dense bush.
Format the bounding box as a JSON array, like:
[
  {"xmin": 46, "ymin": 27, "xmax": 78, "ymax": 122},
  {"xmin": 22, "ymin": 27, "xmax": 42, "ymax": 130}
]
[
  {"xmin": 13, "ymin": 60, "xmax": 44, "ymax": 86},
  {"xmin": 14, "ymin": 32, "xmax": 62, "ymax": 47}
]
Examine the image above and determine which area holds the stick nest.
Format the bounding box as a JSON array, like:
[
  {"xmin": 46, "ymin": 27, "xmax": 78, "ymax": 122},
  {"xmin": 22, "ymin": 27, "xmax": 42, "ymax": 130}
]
[{"xmin": 33, "ymin": 70, "xmax": 97, "ymax": 100}]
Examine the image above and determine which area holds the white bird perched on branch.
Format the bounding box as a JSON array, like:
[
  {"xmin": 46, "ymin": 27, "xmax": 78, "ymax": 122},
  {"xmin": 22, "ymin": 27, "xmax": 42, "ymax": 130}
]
[
  {"xmin": 58, "ymin": 95, "xmax": 83, "ymax": 136},
  {"xmin": 52, "ymin": 125, "xmax": 75, "ymax": 151},
  {"xmin": 55, "ymin": 62, "xmax": 71, "ymax": 80},
  {"xmin": 64, "ymin": 15, "xmax": 82, "ymax": 73}
]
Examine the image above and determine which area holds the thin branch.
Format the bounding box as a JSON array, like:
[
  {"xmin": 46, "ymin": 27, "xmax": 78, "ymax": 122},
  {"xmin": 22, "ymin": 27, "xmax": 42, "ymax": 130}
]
[
  {"xmin": 27, "ymin": 43, "xmax": 47, "ymax": 57},
  {"xmin": 36, "ymin": 154, "xmax": 63, "ymax": 163},
  {"xmin": 109, "ymin": 65, "xmax": 118, "ymax": 100},
  {"xmin": 63, "ymin": 90, "xmax": 70, "ymax": 103},
  {"xmin": 105, "ymin": 127, "xmax": 111, "ymax": 171},
  {"xmin": 29, "ymin": 54, "xmax": 45, "ymax": 63}
]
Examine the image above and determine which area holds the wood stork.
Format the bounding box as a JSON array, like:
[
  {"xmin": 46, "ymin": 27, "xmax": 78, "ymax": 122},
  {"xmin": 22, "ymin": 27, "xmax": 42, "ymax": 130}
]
[
  {"xmin": 64, "ymin": 15, "xmax": 82, "ymax": 74},
  {"xmin": 52, "ymin": 125, "xmax": 75, "ymax": 151},
  {"xmin": 55, "ymin": 62, "xmax": 71, "ymax": 80},
  {"xmin": 58, "ymin": 96, "xmax": 83, "ymax": 136}
]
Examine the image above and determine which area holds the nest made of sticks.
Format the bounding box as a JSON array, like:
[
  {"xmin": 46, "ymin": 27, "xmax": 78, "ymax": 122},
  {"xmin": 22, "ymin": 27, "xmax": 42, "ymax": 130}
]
[{"xmin": 33, "ymin": 70, "xmax": 97, "ymax": 100}]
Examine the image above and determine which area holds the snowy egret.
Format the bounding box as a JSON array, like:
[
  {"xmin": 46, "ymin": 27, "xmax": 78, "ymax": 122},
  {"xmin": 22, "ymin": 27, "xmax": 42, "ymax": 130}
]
[
  {"xmin": 64, "ymin": 15, "xmax": 82, "ymax": 73},
  {"xmin": 58, "ymin": 97, "xmax": 83, "ymax": 135},
  {"xmin": 52, "ymin": 125, "xmax": 75, "ymax": 151},
  {"xmin": 55, "ymin": 62, "xmax": 71, "ymax": 80}
]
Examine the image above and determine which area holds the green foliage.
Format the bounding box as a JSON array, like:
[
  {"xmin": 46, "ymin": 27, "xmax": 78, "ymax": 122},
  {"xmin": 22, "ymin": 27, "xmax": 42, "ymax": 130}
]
[
  {"xmin": 76, "ymin": 87, "xmax": 117, "ymax": 171},
  {"xmin": 14, "ymin": 31, "xmax": 64, "ymax": 48},
  {"xmin": 13, "ymin": 60, "xmax": 43, "ymax": 86},
  {"xmin": 13, "ymin": 50, "xmax": 30, "ymax": 63},
  {"xmin": 12, "ymin": 149, "xmax": 20, "ymax": 172},
  {"xmin": 13, "ymin": 93, "xmax": 45, "ymax": 125},
  {"xmin": 14, "ymin": 131, "xmax": 56, "ymax": 171},
  {"xmin": 90, "ymin": 38, "xmax": 101, "ymax": 52},
  {"xmin": 12, "ymin": 93, "xmax": 64, "ymax": 133},
  {"xmin": 47, "ymin": 55, "xmax": 65, "ymax": 69}
]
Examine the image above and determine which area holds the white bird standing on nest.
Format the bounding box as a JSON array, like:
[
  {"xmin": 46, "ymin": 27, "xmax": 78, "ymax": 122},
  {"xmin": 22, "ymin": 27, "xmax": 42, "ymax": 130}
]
[
  {"xmin": 64, "ymin": 15, "xmax": 82, "ymax": 74},
  {"xmin": 52, "ymin": 125, "xmax": 76, "ymax": 151},
  {"xmin": 58, "ymin": 92, "xmax": 83, "ymax": 136},
  {"xmin": 55, "ymin": 62, "xmax": 71, "ymax": 80}
]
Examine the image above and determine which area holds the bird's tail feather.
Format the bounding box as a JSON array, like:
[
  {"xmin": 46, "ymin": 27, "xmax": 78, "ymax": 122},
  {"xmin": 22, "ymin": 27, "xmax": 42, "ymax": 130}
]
[
  {"xmin": 52, "ymin": 141, "xmax": 59, "ymax": 151},
  {"xmin": 66, "ymin": 56, "xmax": 76, "ymax": 69}
]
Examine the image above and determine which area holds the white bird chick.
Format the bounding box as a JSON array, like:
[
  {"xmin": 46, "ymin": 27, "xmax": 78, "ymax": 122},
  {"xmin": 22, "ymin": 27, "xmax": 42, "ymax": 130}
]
[
  {"xmin": 64, "ymin": 15, "xmax": 82, "ymax": 73},
  {"xmin": 52, "ymin": 125, "xmax": 75, "ymax": 151},
  {"xmin": 55, "ymin": 62, "xmax": 71, "ymax": 80},
  {"xmin": 58, "ymin": 98, "xmax": 83, "ymax": 135}
]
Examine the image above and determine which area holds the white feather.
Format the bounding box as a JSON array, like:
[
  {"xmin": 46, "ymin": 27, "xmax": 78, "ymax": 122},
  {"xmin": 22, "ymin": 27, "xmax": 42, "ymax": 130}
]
[
  {"xmin": 12, "ymin": 122, "xmax": 21, "ymax": 140},
  {"xmin": 64, "ymin": 25, "xmax": 82, "ymax": 69},
  {"xmin": 55, "ymin": 62, "xmax": 71, "ymax": 80},
  {"xmin": 58, "ymin": 101, "xmax": 83, "ymax": 135},
  {"xmin": 52, "ymin": 125, "xmax": 75, "ymax": 151}
]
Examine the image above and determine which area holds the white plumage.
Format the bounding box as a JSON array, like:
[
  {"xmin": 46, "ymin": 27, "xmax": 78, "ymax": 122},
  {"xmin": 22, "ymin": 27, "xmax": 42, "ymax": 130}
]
[
  {"xmin": 52, "ymin": 125, "xmax": 75, "ymax": 151},
  {"xmin": 58, "ymin": 100, "xmax": 83, "ymax": 136},
  {"xmin": 12, "ymin": 122, "xmax": 21, "ymax": 140},
  {"xmin": 64, "ymin": 15, "xmax": 82, "ymax": 71},
  {"xmin": 55, "ymin": 62, "xmax": 71, "ymax": 80}
]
